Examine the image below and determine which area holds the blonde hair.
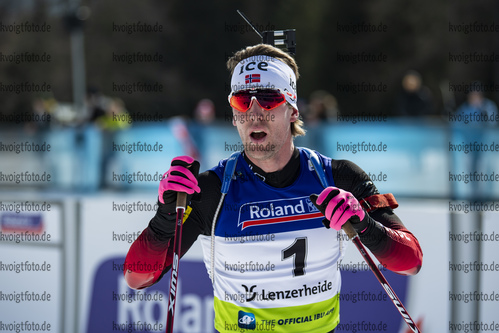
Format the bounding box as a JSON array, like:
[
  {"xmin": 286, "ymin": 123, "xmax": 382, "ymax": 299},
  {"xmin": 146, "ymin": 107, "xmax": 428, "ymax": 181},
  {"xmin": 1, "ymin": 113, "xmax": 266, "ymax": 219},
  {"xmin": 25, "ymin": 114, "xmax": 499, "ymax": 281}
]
[{"xmin": 227, "ymin": 44, "xmax": 306, "ymax": 137}]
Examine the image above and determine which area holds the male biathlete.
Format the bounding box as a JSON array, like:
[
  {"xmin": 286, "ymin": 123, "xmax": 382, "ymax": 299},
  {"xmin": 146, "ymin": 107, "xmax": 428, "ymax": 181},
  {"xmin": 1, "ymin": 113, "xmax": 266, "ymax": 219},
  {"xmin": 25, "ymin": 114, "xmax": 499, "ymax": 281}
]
[{"xmin": 124, "ymin": 44, "xmax": 423, "ymax": 333}]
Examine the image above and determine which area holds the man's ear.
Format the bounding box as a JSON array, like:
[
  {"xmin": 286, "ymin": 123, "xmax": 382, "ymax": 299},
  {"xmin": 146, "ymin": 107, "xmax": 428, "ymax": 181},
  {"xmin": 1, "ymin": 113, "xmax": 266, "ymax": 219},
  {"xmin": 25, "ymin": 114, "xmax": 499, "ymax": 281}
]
[{"xmin": 290, "ymin": 106, "xmax": 299, "ymax": 123}]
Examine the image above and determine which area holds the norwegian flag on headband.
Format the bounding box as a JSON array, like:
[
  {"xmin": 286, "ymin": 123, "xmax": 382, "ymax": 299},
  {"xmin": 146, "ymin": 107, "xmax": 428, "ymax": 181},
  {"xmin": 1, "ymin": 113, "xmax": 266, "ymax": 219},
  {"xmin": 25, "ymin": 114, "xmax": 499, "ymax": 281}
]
[{"xmin": 245, "ymin": 74, "xmax": 260, "ymax": 84}]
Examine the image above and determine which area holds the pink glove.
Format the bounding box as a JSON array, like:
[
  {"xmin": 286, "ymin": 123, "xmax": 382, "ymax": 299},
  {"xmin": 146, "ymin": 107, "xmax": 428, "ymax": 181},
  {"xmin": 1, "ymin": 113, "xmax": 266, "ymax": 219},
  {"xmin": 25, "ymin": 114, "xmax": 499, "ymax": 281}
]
[
  {"xmin": 159, "ymin": 156, "xmax": 200, "ymax": 204},
  {"xmin": 309, "ymin": 187, "xmax": 365, "ymax": 230}
]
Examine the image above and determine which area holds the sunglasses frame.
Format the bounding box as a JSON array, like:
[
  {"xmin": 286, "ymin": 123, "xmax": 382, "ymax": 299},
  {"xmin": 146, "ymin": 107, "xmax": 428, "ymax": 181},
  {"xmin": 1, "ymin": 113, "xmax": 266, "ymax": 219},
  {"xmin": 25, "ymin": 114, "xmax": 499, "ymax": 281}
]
[{"xmin": 228, "ymin": 88, "xmax": 287, "ymax": 112}]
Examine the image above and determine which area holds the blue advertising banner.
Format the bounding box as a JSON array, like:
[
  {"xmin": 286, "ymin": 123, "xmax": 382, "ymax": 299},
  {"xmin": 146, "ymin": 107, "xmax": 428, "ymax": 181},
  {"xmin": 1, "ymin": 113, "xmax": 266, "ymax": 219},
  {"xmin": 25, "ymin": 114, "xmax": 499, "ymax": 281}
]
[{"xmin": 86, "ymin": 256, "xmax": 409, "ymax": 332}]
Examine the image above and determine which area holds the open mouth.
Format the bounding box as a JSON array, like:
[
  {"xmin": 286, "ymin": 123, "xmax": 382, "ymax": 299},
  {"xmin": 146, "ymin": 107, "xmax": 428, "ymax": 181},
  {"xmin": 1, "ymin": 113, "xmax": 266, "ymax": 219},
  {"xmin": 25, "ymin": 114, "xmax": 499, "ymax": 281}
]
[{"xmin": 250, "ymin": 130, "xmax": 267, "ymax": 140}]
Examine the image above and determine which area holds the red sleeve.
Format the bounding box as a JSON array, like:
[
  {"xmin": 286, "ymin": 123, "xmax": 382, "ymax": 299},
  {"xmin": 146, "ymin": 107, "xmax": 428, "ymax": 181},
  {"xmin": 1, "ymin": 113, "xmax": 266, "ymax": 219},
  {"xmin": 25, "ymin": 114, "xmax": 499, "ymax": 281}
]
[
  {"xmin": 371, "ymin": 224, "xmax": 422, "ymax": 275},
  {"xmin": 123, "ymin": 227, "xmax": 174, "ymax": 289},
  {"xmin": 362, "ymin": 208, "xmax": 423, "ymax": 275}
]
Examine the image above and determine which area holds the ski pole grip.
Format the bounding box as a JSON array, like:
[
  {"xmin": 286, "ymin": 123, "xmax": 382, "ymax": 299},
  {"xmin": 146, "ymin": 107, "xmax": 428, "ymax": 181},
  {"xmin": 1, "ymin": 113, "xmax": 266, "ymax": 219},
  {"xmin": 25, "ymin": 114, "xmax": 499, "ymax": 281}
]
[
  {"xmin": 176, "ymin": 192, "xmax": 187, "ymax": 210},
  {"xmin": 342, "ymin": 221, "xmax": 358, "ymax": 240}
]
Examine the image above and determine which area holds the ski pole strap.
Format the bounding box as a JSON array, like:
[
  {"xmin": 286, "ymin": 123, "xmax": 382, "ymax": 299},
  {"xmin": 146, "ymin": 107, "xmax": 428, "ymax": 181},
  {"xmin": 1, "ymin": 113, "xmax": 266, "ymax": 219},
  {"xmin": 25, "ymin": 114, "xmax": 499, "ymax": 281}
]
[{"xmin": 359, "ymin": 193, "xmax": 398, "ymax": 213}]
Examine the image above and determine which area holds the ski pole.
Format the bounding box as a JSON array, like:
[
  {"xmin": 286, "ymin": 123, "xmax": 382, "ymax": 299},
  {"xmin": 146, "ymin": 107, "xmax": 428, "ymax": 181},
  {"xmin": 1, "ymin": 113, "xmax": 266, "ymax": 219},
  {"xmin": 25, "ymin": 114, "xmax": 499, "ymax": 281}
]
[
  {"xmin": 165, "ymin": 191, "xmax": 187, "ymax": 333},
  {"xmin": 342, "ymin": 222, "xmax": 421, "ymax": 332}
]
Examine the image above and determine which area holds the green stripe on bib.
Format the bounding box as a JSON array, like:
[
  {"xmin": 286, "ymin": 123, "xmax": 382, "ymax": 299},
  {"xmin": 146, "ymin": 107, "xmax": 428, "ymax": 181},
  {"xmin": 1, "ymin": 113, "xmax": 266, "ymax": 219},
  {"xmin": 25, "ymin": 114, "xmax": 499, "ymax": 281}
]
[{"xmin": 214, "ymin": 294, "xmax": 339, "ymax": 333}]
